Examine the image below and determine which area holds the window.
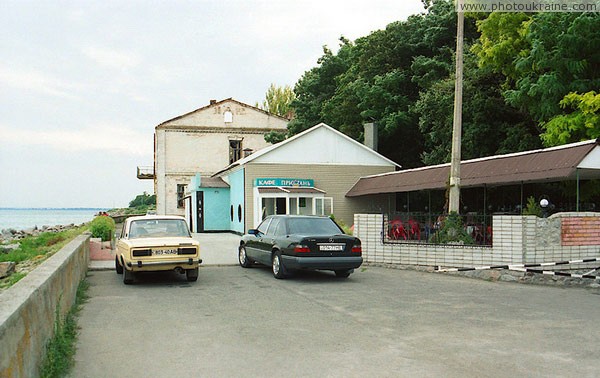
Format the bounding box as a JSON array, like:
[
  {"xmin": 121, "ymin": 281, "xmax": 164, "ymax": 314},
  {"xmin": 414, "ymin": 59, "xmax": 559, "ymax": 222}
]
[
  {"xmin": 238, "ymin": 204, "xmax": 243, "ymax": 222},
  {"xmin": 224, "ymin": 108, "xmax": 233, "ymax": 123},
  {"xmin": 266, "ymin": 217, "xmax": 280, "ymax": 235},
  {"xmin": 177, "ymin": 184, "xmax": 187, "ymax": 208},
  {"xmin": 229, "ymin": 139, "xmax": 242, "ymax": 164},
  {"xmin": 257, "ymin": 217, "xmax": 272, "ymax": 235}
]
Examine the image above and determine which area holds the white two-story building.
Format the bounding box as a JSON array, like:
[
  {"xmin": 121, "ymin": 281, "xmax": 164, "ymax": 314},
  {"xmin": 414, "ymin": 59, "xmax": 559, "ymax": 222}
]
[{"xmin": 138, "ymin": 98, "xmax": 289, "ymax": 216}]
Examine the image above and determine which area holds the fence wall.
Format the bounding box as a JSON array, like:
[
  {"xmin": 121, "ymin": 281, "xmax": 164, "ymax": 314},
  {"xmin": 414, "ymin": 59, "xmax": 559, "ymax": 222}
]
[
  {"xmin": 0, "ymin": 233, "xmax": 90, "ymax": 378},
  {"xmin": 355, "ymin": 213, "xmax": 600, "ymax": 268}
]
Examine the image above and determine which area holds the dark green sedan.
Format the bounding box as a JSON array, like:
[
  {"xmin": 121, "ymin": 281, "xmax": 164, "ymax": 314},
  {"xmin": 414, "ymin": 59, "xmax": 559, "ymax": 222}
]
[{"xmin": 238, "ymin": 215, "xmax": 363, "ymax": 279}]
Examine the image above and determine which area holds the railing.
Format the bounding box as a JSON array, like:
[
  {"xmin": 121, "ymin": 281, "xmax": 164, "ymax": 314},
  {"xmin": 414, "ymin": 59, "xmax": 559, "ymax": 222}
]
[
  {"xmin": 137, "ymin": 166, "xmax": 155, "ymax": 179},
  {"xmin": 383, "ymin": 212, "xmax": 493, "ymax": 246}
]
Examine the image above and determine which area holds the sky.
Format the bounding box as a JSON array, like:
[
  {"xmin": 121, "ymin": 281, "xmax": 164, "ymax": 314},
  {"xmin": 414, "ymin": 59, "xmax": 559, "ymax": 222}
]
[{"xmin": 0, "ymin": 0, "xmax": 425, "ymax": 209}]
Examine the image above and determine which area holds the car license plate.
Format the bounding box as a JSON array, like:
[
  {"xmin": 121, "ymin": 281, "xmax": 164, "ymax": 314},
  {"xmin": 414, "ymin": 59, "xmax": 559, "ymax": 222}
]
[
  {"xmin": 153, "ymin": 248, "xmax": 178, "ymax": 256},
  {"xmin": 318, "ymin": 244, "xmax": 344, "ymax": 251}
]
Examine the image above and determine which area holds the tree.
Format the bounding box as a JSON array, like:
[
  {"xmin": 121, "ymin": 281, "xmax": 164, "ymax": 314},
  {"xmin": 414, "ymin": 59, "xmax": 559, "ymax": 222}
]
[
  {"xmin": 257, "ymin": 83, "xmax": 295, "ymax": 118},
  {"xmin": 505, "ymin": 13, "xmax": 600, "ymax": 124},
  {"xmin": 129, "ymin": 192, "xmax": 156, "ymax": 208},
  {"xmin": 541, "ymin": 91, "xmax": 600, "ymax": 146}
]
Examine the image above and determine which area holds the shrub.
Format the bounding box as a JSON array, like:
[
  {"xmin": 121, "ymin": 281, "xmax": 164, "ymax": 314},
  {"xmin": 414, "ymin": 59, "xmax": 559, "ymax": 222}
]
[
  {"xmin": 522, "ymin": 196, "xmax": 543, "ymax": 217},
  {"xmin": 89, "ymin": 216, "xmax": 115, "ymax": 241},
  {"xmin": 434, "ymin": 212, "xmax": 474, "ymax": 245}
]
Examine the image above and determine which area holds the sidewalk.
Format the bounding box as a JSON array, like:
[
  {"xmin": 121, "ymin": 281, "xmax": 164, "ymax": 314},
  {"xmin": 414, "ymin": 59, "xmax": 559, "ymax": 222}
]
[{"xmin": 88, "ymin": 233, "xmax": 240, "ymax": 271}]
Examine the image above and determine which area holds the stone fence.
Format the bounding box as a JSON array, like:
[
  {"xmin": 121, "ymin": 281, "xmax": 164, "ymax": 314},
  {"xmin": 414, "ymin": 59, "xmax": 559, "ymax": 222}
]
[
  {"xmin": 0, "ymin": 233, "xmax": 90, "ymax": 377},
  {"xmin": 354, "ymin": 213, "xmax": 600, "ymax": 269}
]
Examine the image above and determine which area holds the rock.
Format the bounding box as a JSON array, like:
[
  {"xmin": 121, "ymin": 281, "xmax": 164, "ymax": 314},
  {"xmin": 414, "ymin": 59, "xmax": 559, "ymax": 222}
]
[
  {"xmin": 0, "ymin": 262, "xmax": 16, "ymax": 278},
  {"xmin": 0, "ymin": 244, "xmax": 19, "ymax": 254},
  {"xmin": 500, "ymin": 274, "xmax": 517, "ymax": 282}
]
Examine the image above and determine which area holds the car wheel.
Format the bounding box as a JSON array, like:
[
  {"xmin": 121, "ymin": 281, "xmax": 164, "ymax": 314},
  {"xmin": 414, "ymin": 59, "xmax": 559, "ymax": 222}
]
[
  {"xmin": 186, "ymin": 267, "xmax": 199, "ymax": 282},
  {"xmin": 123, "ymin": 267, "xmax": 134, "ymax": 285},
  {"xmin": 272, "ymin": 251, "xmax": 287, "ymax": 279},
  {"xmin": 335, "ymin": 269, "xmax": 352, "ymax": 278},
  {"xmin": 238, "ymin": 245, "xmax": 252, "ymax": 268},
  {"xmin": 115, "ymin": 256, "xmax": 123, "ymax": 274}
]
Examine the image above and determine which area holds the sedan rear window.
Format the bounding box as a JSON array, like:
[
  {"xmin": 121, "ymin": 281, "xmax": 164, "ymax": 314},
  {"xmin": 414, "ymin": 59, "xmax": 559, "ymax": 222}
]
[
  {"xmin": 129, "ymin": 219, "xmax": 191, "ymax": 239},
  {"xmin": 287, "ymin": 217, "xmax": 343, "ymax": 236}
]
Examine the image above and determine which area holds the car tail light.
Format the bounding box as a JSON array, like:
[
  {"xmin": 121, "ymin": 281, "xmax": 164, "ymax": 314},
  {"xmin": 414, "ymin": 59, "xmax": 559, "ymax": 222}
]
[
  {"xmin": 351, "ymin": 244, "xmax": 362, "ymax": 253},
  {"xmin": 294, "ymin": 245, "xmax": 311, "ymax": 253},
  {"xmin": 178, "ymin": 247, "xmax": 197, "ymax": 255},
  {"xmin": 132, "ymin": 249, "xmax": 152, "ymax": 257}
]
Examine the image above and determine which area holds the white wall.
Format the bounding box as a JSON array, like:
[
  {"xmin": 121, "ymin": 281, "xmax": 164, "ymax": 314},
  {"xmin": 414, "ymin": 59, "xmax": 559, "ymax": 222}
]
[{"xmin": 154, "ymin": 100, "xmax": 288, "ymax": 215}]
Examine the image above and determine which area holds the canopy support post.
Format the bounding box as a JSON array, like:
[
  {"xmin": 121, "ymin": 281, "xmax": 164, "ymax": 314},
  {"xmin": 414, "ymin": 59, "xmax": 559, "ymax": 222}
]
[
  {"xmin": 576, "ymin": 169, "xmax": 580, "ymax": 212},
  {"xmin": 520, "ymin": 181, "xmax": 524, "ymax": 214}
]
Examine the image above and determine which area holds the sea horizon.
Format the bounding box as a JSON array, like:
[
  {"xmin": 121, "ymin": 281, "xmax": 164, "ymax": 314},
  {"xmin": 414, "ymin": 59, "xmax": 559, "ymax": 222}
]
[{"xmin": 0, "ymin": 208, "xmax": 109, "ymax": 231}]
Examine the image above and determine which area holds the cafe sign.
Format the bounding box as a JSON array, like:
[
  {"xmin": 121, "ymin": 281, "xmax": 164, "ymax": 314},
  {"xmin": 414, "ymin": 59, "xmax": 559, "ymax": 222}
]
[{"xmin": 254, "ymin": 178, "xmax": 314, "ymax": 187}]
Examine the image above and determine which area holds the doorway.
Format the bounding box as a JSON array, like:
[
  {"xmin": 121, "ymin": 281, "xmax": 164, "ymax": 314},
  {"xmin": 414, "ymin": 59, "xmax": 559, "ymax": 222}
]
[{"xmin": 196, "ymin": 191, "xmax": 204, "ymax": 232}]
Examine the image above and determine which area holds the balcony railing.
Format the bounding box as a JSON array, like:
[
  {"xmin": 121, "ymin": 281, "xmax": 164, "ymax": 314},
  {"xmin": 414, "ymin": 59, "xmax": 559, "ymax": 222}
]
[{"xmin": 137, "ymin": 166, "xmax": 155, "ymax": 179}]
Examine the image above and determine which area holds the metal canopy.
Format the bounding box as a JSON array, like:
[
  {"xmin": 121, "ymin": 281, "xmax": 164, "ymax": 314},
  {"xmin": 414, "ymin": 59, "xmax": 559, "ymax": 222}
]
[{"xmin": 347, "ymin": 139, "xmax": 600, "ymax": 197}]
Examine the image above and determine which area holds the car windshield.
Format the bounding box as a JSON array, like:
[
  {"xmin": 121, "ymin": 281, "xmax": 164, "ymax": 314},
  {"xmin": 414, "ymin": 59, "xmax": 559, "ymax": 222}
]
[
  {"xmin": 287, "ymin": 217, "xmax": 342, "ymax": 236},
  {"xmin": 129, "ymin": 219, "xmax": 191, "ymax": 239}
]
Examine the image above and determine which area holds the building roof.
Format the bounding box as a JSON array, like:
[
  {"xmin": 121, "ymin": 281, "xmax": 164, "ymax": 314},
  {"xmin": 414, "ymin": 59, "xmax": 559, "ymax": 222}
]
[
  {"xmin": 346, "ymin": 139, "xmax": 600, "ymax": 197},
  {"xmin": 212, "ymin": 123, "xmax": 401, "ymax": 177},
  {"xmin": 199, "ymin": 176, "xmax": 229, "ymax": 188},
  {"xmin": 156, "ymin": 98, "xmax": 290, "ymax": 129}
]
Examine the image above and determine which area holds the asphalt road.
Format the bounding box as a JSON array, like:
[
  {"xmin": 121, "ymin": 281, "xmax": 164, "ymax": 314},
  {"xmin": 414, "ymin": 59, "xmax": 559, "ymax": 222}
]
[{"xmin": 71, "ymin": 266, "xmax": 600, "ymax": 378}]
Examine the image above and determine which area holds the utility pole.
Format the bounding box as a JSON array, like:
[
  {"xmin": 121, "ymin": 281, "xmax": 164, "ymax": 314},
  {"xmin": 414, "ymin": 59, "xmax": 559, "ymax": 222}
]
[{"xmin": 449, "ymin": 1, "xmax": 464, "ymax": 214}]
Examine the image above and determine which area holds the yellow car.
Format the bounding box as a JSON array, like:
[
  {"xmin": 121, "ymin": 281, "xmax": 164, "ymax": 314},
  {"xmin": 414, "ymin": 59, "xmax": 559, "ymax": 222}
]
[{"xmin": 115, "ymin": 215, "xmax": 201, "ymax": 284}]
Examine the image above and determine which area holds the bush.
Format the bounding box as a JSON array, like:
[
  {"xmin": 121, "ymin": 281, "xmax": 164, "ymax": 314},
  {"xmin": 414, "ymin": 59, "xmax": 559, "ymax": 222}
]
[
  {"xmin": 522, "ymin": 196, "xmax": 543, "ymax": 217},
  {"xmin": 89, "ymin": 216, "xmax": 115, "ymax": 241},
  {"xmin": 434, "ymin": 212, "xmax": 474, "ymax": 245}
]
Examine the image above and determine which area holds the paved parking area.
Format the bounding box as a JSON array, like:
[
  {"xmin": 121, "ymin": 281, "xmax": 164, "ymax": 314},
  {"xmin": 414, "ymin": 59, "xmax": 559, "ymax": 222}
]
[{"xmin": 72, "ymin": 266, "xmax": 600, "ymax": 377}]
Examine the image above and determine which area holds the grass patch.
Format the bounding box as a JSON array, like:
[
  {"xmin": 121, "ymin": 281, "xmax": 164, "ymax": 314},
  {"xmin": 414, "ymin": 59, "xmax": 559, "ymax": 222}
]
[
  {"xmin": 0, "ymin": 225, "xmax": 88, "ymax": 290},
  {"xmin": 40, "ymin": 278, "xmax": 90, "ymax": 378},
  {"xmin": 0, "ymin": 272, "xmax": 27, "ymax": 290}
]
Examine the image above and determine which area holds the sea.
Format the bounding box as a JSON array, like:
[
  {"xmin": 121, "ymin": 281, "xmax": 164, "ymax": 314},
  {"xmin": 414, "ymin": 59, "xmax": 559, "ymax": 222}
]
[{"xmin": 0, "ymin": 208, "xmax": 107, "ymax": 231}]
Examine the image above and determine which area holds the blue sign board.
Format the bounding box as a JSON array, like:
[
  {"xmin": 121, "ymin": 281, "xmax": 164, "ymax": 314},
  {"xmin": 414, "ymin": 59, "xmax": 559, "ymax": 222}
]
[{"xmin": 254, "ymin": 178, "xmax": 314, "ymax": 187}]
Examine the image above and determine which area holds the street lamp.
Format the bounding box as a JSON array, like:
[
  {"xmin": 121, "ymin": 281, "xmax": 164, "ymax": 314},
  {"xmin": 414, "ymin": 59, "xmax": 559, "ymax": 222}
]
[{"xmin": 540, "ymin": 198, "xmax": 549, "ymax": 218}]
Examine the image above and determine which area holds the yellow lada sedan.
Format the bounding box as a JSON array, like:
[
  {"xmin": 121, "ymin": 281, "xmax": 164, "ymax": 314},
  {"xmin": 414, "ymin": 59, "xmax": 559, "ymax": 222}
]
[{"xmin": 115, "ymin": 215, "xmax": 201, "ymax": 284}]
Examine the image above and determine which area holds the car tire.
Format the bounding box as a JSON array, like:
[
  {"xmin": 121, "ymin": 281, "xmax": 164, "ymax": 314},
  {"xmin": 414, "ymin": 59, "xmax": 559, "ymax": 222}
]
[
  {"xmin": 238, "ymin": 245, "xmax": 252, "ymax": 268},
  {"xmin": 123, "ymin": 268, "xmax": 134, "ymax": 285},
  {"xmin": 272, "ymin": 251, "xmax": 287, "ymax": 279},
  {"xmin": 186, "ymin": 267, "xmax": 199, "ymax": 282},
  {"xmin": 335, "ymin": 270, "xmax": 352, "ymax": 278},
  {"xmin": 115, "ymin": 256, "xmax": 123, "ymax": 274}
]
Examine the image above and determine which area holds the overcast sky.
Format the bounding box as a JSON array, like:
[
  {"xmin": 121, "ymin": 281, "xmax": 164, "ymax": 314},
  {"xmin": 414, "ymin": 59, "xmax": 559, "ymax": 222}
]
[{"xmin": 0, "ymin": 0, "xmax": 425, "ymax": 208}]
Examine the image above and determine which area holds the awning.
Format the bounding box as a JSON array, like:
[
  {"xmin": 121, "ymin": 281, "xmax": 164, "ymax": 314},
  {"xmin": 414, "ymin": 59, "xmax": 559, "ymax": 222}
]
[
  {"xmin": 258, "ymin": 187, "xmax": 326, "ymax": 194},
  {"xmin": 347, "ymin": 139, "xmax": 600, "ymax": 197}
]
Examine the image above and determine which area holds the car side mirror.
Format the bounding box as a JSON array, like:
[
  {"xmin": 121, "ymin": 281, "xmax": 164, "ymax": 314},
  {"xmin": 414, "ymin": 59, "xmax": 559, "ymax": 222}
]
[{"xmin": 248, "ymin": 229, "xmax": 258, "ymax": 235}]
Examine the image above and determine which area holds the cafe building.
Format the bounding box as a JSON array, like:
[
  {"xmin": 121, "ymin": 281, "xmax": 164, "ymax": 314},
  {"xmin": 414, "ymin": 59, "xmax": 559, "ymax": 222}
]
[{"xmin": 184, "ymin": 123, "xmax": 399, "ymax": 233}]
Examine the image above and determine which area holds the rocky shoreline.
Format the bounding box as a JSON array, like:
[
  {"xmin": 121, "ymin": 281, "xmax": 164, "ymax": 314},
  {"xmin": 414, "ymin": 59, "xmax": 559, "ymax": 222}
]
[
  {"xmin": 1, "ymin": 223, "xmax": 83, "ymax": 251},
  {"xmin": 0, "ymin": 223, "xmax": 85, "ymax": 284}
]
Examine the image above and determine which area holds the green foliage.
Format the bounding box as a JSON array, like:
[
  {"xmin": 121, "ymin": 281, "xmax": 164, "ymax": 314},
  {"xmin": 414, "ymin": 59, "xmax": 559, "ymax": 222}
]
[
  {"xmin": 471, "ymin": 12, "xmax": 531, "ymax": 81},
  {"xmin": 541, "ymin": 91, "xmax": 600, "ymax": 146},
  {"xmin": 89, "ymin": 216, "xmax": 115, "ymax": 242},
  {"xmin": 285, "ymin": 0, "xmax": 597, "ymax": 175},
  {"xmin": 129, "ymin": 192, "xmax": 156, "ymax": 208},
  {"xmin": 0, "ymin": 272, "xmax": 26, "ymax": 290},
  {"xmin": 522, "ymin": 196, "xmax": 543, "ymax": 217},
  {"xmin": 434, "ymin": 212, "xmax": 474, "ymax": 245},
  {"xmin": 257, "ymin": 83, "xmax": 295, "ymax": 118},
  {"xmin": 0, "ymin": 226, "xmax": 88, "ymax": 290},
  {"xmin": 40, "ymin": 279, "xmax": 89, "ymax": 378},
  {"xmin": 0, "ymin": 227, "xmax": 87, "ymax": 264},
  {"xmin": 263, "ymin": 130, "xmax": 287, "ymax": 144}
]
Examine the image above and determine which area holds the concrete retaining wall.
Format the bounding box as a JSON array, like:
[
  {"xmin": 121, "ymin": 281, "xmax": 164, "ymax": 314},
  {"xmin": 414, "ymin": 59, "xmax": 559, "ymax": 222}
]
[
  {"xmin": 355, "ymin": 213, "xmax": 600, "ymax": 269},
  {"xmin": 0, "ymin": 233, "xmax": 90, "ymax": 378}
]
